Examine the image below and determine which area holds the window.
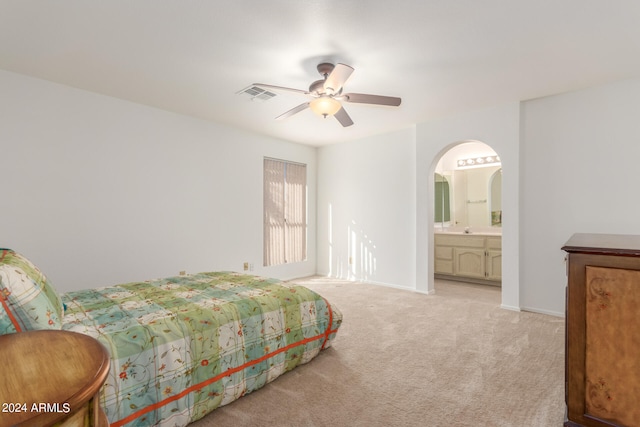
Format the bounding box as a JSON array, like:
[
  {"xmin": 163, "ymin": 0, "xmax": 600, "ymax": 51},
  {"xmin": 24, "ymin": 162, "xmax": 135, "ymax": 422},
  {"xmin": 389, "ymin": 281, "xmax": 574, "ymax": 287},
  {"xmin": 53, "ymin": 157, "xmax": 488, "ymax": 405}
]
[{"xmin": 263, "ymin": 158, "xmax": 307, "ymax": 266}]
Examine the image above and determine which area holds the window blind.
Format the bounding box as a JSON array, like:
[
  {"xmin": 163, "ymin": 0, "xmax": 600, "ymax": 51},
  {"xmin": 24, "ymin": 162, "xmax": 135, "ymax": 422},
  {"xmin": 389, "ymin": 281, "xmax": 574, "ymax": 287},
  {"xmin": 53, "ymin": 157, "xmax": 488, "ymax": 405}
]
[{"xmin": 264, "ymin": 158, "xmax": 307, "ymax": 266}]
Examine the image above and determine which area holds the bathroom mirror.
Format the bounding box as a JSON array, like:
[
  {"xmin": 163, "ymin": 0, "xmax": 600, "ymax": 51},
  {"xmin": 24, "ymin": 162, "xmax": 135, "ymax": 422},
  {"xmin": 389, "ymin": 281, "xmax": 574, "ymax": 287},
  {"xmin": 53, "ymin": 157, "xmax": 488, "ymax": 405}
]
[
  {"xmin": 434, "ymin": 173, "xmax": 451, "ymax": 224},
  {"xmin": 434, "ymin": 141, "xmax": 502, "ymax": 231},
  {"xmin": 489, "ymin": 168, "xmax": 502, "ymax": 226},
  {"xmin": 434, "ymin": 166, "xmax": 502, "ymax": 228}
]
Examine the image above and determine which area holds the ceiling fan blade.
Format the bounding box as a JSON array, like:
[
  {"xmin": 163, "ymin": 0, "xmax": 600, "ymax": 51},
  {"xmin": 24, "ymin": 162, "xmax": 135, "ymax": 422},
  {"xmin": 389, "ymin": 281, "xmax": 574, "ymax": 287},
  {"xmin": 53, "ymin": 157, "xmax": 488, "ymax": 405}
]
[
  {"xmin": 252, "ymin": 83, "xmax": 309, "ymax": 96},
  {"xmin": 275, "ymin": 102, "xmax": 310, "ymax": 120},
  {"xmin": 323, "ymin": 63, "xmax": 354, "ymax": 95},
  {"xmin": 343, "ymin": 93, "xmax": 401, "ymax": 106},
  {"xmin": 334, "ymin": 107, "xmax": 354, "ymax": 127}
]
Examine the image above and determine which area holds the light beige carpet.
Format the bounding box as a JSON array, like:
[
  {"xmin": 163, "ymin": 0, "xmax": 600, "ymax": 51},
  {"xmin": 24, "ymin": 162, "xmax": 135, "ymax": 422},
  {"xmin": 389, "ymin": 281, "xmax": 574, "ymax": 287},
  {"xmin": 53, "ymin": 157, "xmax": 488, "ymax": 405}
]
[{"xmin": 190, "ymin": 277, "xmax": 565, "ymax": 427}]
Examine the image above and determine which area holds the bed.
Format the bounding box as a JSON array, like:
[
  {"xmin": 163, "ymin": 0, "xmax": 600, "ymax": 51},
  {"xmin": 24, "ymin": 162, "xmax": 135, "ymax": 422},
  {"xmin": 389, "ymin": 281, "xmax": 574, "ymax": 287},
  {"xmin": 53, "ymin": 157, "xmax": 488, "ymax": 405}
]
[{"xmin": 0, "ymin": 249, "xmax": 342, "ymax": 426}]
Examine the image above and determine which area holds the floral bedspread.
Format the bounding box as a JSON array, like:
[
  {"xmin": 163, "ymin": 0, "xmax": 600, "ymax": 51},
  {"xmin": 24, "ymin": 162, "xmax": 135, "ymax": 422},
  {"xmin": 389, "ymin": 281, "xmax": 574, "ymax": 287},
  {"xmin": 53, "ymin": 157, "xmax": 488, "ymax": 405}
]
[{"xmin": 61, "ymin": 272, "xmax": 341, "ymax": 427}]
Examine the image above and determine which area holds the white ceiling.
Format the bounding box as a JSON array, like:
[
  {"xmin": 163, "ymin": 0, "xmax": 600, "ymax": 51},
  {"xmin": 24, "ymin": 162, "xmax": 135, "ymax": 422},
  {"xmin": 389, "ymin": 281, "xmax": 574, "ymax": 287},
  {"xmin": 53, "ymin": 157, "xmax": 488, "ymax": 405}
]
[{"xmin": 2, "ymin": 1, "xmax": 640, "ymax": 146}]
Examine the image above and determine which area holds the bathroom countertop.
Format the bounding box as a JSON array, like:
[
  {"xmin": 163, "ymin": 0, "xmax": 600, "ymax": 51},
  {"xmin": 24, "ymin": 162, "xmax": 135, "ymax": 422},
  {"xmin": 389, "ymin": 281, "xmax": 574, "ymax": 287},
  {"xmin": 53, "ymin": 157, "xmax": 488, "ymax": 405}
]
[{"xmin": 434, "ymin": 229, "xmax": 502, "ymax": 236}]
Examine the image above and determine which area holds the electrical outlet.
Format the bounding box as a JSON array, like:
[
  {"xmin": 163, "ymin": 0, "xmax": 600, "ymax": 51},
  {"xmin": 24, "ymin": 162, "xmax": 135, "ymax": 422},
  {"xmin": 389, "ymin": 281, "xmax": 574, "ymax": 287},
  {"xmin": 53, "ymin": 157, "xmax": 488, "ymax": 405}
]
[
  {"xmin": 243, "ymin": 262, "xmax": 249, "ymax": 271},
  {"xmin": 349, "ymin": 256, "xmax": 353, "ymax": 265}
]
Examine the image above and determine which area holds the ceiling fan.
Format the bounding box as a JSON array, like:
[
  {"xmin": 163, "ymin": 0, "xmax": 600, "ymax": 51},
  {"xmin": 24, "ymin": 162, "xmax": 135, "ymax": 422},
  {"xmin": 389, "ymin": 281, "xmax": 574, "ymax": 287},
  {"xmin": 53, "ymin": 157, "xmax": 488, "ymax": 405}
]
[{"xmin": 252, "ymin": 63, "xmax": 401, "ymax": 127}]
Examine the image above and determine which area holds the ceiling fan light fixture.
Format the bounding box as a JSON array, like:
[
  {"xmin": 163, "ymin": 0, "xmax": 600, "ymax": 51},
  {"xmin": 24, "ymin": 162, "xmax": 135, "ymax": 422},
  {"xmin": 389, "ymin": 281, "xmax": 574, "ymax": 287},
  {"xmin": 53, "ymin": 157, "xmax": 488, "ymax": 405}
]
[
  {"xmin": 309, "ymin": 96, "xmax": 341, "ymax": 118},
  {"xmin": 252, "ymin": 62, "xmax": 400, "ymax": 127}
]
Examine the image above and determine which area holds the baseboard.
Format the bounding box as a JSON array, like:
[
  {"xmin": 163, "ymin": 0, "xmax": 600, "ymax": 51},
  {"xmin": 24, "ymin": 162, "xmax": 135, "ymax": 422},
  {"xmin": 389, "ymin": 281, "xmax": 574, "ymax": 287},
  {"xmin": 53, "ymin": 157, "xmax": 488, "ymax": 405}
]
[
  {"xmin": 355, "ymin": 278, "xmax": 417, "ymax": 293},
  {"xmin": 520, "ymin": 305, "xmax": 565, "ymax": 318},
  {"xmin": 434, "ymin": 274, "xmax": 501, "ymax": 287},
  {"xmin": 367, "ymin": 280, "xmax": 435, "ymax": 295},
  {"xmin": 310, "ymin": 274, "xmax": 434, "ymax": 295},
  {"xmin": 500, "ymin": 304, "xmax": 521, "ymax": 312}
]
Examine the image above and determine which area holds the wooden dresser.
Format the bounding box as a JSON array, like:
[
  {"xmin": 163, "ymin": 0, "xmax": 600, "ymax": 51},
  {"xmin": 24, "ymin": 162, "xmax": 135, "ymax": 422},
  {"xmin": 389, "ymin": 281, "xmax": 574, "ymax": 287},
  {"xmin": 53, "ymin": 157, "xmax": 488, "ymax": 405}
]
[
  {"xmin": 563, "ymin": 233, "xmax": 640, "ymax": 427},
  {"xmin": 0, "ymin": 330, "xmax": 110, "ymax": 427}
]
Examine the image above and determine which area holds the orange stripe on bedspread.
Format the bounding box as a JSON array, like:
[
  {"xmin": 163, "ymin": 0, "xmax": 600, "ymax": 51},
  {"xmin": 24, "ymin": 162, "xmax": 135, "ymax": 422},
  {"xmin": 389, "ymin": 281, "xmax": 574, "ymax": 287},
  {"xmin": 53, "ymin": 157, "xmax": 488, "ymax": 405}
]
[
  {"xmin": 0, "ymin": 295, "xmax": 22, "ymax": 332},
  {"xmin": 111, "ymin": 299, "xmax": 338, "ymax": 427},
  {"xmin": 0, "ymin": 249, "xmax": 23, "ymax": 332},
  {"xmin": 321, "ymin": 297, "xmax": 333, "ymax": 350}
]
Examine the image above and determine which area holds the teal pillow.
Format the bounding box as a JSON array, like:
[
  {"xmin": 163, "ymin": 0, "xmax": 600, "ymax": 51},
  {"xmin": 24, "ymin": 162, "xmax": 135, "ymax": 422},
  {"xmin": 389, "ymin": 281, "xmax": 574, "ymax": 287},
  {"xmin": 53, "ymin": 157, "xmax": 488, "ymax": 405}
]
[{"xmin": 0, "ymin": 249, "xmax": 64, "ymax": 335}]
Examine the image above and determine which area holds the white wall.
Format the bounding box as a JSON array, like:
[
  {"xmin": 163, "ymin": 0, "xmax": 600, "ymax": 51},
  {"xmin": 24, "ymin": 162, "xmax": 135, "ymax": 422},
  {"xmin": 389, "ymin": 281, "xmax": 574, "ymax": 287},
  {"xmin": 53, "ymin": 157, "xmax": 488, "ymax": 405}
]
[
  {"xmin": 5, "ymin": 67, "xmax": 640, "ymax": 316},
  {"xmin": 520, "ymin": 77, "xmax": 640, "ymax": 315},
  {"xmin": 0, "ymin": 70, "xmax": 317, "ymax": 292},
  {"xmin": 416, "ymin": 103, "xmax": 521, "ymax": 309},
  {"xmin": 316, "ymin": 127, "xmax": 417, "ymax": 290},
  {"xmin": 318, "ymin": 78, "xmax": 640, "ymax": 317}
]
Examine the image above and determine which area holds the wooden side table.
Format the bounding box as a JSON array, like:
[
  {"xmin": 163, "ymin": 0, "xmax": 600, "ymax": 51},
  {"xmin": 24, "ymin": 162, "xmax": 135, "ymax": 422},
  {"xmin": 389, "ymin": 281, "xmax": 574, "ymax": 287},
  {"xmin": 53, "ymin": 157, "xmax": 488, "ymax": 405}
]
[{"xmin": 0, "ymin": 330, "xmax": 110, "ymax": 427}]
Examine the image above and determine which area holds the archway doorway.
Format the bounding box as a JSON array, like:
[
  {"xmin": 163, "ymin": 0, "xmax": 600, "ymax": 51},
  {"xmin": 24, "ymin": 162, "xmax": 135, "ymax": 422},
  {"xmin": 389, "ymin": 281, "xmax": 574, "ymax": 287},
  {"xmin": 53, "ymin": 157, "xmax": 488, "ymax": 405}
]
[{"xmin": 432, "ymin": 141, "xmax": 503, "ymax": 290}]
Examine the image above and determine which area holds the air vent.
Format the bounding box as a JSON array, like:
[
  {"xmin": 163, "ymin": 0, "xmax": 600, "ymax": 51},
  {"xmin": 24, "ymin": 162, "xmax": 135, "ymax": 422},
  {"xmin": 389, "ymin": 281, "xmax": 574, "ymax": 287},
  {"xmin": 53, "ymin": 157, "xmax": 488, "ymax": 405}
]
[{"xmin": 237, "ymin": 85, "xmax": 277, "ymax": 102}]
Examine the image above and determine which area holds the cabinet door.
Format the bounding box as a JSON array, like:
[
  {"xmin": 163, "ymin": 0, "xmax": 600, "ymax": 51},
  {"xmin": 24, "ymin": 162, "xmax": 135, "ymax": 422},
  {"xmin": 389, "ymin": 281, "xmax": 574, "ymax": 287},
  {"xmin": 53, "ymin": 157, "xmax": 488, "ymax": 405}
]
[
  {"xmin": 486, "ymin": 249, "xmax": 502, "ymax": 281},
  {"xmin": 435, "ymin": 245, "xmax": 454, "ymax": 274},
  {"xmin": 565, "ymin": 251, "xmax": 640, "ymax": 427},
  {"xmin": 581, "ymin": 265, "xmax": 640, "ymax": 426},
  {"xmin": 454, "ymin": 248, "xmax": 485, "ymax": 279}
]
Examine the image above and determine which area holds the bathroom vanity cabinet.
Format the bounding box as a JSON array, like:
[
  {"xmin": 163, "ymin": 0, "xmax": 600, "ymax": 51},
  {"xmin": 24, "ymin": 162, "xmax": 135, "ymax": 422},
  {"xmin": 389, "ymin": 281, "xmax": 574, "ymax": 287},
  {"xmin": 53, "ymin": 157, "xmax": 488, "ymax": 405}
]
[
  {"xmin": 434, "ymin": 233, "xmax": 501, "ymax": 284},
  {"xmin": 563, "ymin": 233, "xmax": 640, "ymax": 427}
]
